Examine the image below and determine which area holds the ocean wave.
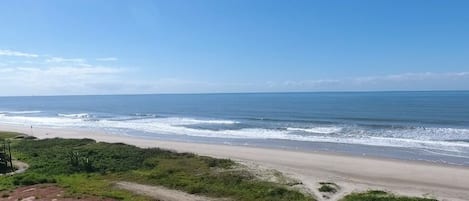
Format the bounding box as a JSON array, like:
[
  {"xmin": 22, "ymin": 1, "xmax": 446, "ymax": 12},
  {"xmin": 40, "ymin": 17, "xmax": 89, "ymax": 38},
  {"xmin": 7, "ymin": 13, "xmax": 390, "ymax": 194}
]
[
  {"xmin": 169, "ymin": 117, "xmax": 239, "ymax": 125},
  {"xmin": 0, "ymin": 114, "xmax": 238, "ymax": 128},
  {"xmin": 0, "ymin": 110, "xmax": 42, "ymax": 114},
  {"xmin": 58, "ymin": 113, "xmax": 90, "ymax": 119},
  {"xmin": 286, "ymin": 126, "xmax": 342, "ymax": 134},
  {"xmin": 0, "ymin": 114, "xmax": 83, "ymax": 125},
  {"xmin": 106, "ymin": 120, "xmax": 469, "ymax": 153},
  {"xmin": 132, "ymin": 113, "xmax": 160, "ymax": 118},
  {"xmin": 0, "ymin": 114, "xmax": 468, "ymax": 153},
  {"xmin": 90, "ymin": 119, "xmax": 469, "ymax": 152},
  {"xmin": 130, "ymin": 117, "xmax": 239, "ymax": 125},
  {"xmin": 377, "ymin": 127, "xmax": 469, "ymax": 141}
]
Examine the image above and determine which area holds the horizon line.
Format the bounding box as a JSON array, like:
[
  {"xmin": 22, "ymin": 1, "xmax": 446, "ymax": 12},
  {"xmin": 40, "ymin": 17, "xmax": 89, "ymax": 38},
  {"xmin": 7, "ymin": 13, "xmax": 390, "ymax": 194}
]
[{"xmin": 1, "ymin": 89, "xmax": 468, "ymax": 98}]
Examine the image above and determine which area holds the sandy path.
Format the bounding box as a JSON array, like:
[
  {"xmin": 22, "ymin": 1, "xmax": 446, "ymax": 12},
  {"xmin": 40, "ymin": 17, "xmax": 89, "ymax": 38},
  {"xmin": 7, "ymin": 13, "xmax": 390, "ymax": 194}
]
[
  {"xmin": 2, "ymin": 124, "xmax": 469, "ymax": 201},
  {"xmin": 0, "ymin": 160, "xmax": 28, "ymax": 176},
  {"xmin": 11, "ymin": 160, "xmax": 29, "ymax": 174},
  {"xmin": 115, "ymin": 181, "xmax": 220, "ymax": 201}
]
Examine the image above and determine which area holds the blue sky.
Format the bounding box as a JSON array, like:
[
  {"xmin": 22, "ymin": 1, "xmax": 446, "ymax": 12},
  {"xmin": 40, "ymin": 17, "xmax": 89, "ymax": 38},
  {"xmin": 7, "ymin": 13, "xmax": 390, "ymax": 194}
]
[{"xmin": 0, "ymin": 0, "xmax": 468, "ymax": 95}]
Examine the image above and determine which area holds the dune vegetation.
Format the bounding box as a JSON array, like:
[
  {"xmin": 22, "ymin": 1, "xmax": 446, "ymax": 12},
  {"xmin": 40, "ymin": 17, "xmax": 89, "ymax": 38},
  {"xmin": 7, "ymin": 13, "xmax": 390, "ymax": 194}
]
[
  {"xmin": 1, "ymin": 133, "xmax": 314, "ymax": 201},
  {"xmin": 0, "ymin": 132, "xmax": 18, "ymax": 140}
]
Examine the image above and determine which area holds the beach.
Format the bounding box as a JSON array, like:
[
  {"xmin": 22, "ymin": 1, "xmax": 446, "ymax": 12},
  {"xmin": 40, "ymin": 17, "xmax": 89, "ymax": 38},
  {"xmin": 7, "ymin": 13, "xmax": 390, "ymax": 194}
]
[{"xmin": 2, "ymin": 123, "xmax": 468, "ymax": 201}]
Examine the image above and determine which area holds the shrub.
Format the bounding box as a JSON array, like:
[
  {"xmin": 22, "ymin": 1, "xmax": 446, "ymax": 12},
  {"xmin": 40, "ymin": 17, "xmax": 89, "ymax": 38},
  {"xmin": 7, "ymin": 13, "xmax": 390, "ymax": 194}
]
[{"xmin": 318, "ymin": 184, "xmax": 337, "ymax": 193}]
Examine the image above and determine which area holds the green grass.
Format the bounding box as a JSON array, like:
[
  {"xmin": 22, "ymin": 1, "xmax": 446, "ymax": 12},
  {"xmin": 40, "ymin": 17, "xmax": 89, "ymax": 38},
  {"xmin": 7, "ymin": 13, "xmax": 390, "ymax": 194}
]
[
  {"xmin": 57, "ymin": 174, "xmax": 149, "ymax": 201},
  {"xmin": 340, "ymin": 190, "xmax": 437, "ymax": 201},
  {"xmin": 0, "ymin": 176, "xmax": 14, "ymax": 191},
  {"xmin": 4, "ymin": 137, "xmax": 315, "ymax": 201},
  {"xmin": 122, "ymin": 158, "xmax": 310, "ymax": 201},
  {"xmin": 0, "ymin": 131, "xmax": 20, "ymax": 140}
]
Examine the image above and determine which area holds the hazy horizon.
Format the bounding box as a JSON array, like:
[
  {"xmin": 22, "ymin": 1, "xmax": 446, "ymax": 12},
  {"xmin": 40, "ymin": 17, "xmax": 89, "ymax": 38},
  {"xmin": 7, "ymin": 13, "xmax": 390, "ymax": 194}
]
[{"xmin": 0, "ymin": 89, "xmax": 468, "ymax": 98}]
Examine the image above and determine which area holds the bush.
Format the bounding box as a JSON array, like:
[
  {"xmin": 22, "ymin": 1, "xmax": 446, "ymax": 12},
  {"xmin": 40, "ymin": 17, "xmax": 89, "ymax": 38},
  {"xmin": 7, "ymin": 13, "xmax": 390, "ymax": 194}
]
[
  {"xmin": 318, "ymin": 182, "xmax": 338, "ymax": 193},
  {"xmin": 318, "ymin": 184, "xmax": 336, "ymax": 193}
]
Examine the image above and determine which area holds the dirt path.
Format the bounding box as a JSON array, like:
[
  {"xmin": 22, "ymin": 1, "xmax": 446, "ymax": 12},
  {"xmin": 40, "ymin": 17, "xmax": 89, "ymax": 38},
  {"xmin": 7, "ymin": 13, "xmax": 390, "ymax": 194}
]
[
  {"xmin": 115, "ymin": 181, "xmax": 222, "ymax": 201},
  {"xmin": 0, "ymin": 184, "xmax": 115, "ymax": 201},
  {"xmin": 12, "ymin": 160, "xmax": 29, "ymax": 174}
]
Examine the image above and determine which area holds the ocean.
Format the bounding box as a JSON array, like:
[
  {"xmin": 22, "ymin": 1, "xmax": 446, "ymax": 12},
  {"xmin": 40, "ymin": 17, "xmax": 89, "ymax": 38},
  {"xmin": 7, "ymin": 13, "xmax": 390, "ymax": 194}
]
[{"xmin": 1, "ymin": 91, "xmax": 468, "ymax": 166}]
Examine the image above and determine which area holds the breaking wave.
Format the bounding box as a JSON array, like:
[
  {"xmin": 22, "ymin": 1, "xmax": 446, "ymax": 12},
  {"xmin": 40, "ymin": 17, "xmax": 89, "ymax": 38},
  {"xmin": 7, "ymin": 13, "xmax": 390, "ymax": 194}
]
[
  {"xmin": 58, "ymin": 113, "xmax": 91, "ymax": 119},
  {"xmin": 286, "ymin": 127, "xmax": 342, "ymax": 134},
  {"xmin": 0, "ymin": 110, "xmax": 42, "ymax": 114},
  {"xmin": 0, "ymin": 113, "xmax": 468, "ymax": 154}
]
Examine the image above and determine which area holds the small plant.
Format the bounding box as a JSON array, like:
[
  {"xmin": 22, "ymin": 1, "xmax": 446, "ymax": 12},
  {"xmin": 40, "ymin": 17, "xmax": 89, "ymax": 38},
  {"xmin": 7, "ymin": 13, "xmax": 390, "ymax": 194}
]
[
  {"xmin": 69, "ymin": 151, "xmax": 80, "ymax": 167},
  {"xmin": 319, "ymin": 185, "xmax": 336, "ymax": 193},
  {"xmin": 318, "ymin": 182, "xmax": 339, "ymax": 194},
  {"xmin": 69, "ymin": 151, "xmax": 95, "ymax": 172}
]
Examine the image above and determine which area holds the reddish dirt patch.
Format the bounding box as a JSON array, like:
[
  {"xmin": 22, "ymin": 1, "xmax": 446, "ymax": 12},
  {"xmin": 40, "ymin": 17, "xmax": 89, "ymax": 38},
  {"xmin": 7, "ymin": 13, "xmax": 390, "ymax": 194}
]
[{"xmin": 0, "ymin": 184, "xmax": 115, "ymax": 201}]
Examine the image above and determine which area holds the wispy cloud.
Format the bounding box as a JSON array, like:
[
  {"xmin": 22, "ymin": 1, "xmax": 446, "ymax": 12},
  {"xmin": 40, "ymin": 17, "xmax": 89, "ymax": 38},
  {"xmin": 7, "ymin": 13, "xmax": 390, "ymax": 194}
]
[
  {"xmin": 354, "ymin": 72, "xmax": 469, "ymax": 83},
  {"xmin": 45, "ymin": 57, "xmax": 86, "ymax": 63},
  {"xmin": 0, "ymin": 49, "xmax": 39, "ymax": 58},
  {"xmin": 1, "ymin": 48, "xmax": 469, "ymax": 95},
  {"xmin": 0, "ymin": 66, "xmax": 125, "ymax": 95},
  {"xmin": 96, "ymin": 57, "xmax": 118, "ymax": 61},
  {"xmin": 0, "ymin": 49, "xmax": 127, "ymax": 95},
  {"xmin": 0, "ymin": 66, "xmax": 123, "ymax": 79},
  {"xmin": 276, "ymin": 79, "xmax": 341, "ymax": 88}
]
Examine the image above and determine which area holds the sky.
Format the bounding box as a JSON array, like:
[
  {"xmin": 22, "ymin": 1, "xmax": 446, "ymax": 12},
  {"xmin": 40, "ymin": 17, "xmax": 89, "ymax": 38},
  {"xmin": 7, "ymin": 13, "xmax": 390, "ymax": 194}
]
[{"xmin": 0, "ymin": 0, "xmax": 469, "ymax": 96}]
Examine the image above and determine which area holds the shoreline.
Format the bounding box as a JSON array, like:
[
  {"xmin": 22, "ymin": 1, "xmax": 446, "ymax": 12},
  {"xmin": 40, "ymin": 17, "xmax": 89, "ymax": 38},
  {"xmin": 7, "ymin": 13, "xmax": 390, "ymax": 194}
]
[{"xmin": 2, "ymin": 123, "xmax": 469, "ymax": 201}]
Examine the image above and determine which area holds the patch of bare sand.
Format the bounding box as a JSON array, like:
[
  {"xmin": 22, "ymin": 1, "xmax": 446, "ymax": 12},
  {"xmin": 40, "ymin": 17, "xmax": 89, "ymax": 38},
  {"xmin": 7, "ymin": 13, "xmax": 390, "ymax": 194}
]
[{"xmin": 115, "ymin": 181, "xmax": 224, "ymax": 201}]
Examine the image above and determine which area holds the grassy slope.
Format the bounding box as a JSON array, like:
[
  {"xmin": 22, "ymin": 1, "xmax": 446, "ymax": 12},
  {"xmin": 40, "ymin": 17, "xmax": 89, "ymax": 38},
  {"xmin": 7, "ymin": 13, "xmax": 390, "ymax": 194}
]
[
  {"xmin": 0, "ymin": 131, "xmax": 21, "ymax": 140},
  {"xmin": 4, "ymin": 137, "xmax": 314, "ymax": 201}
]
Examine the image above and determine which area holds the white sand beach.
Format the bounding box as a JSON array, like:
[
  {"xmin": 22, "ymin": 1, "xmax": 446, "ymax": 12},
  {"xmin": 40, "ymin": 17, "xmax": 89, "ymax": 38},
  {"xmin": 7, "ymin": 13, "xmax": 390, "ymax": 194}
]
[{"xmin": 2, "ymin": 123, "xmax": 469, "ymax": 201}]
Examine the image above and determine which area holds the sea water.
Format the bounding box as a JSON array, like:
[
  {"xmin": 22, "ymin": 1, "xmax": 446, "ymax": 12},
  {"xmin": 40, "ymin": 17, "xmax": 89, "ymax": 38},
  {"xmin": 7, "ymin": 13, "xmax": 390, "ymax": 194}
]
[{"xmin": 0, "ymin": 91, "xmax": 468, "ymax": 165}]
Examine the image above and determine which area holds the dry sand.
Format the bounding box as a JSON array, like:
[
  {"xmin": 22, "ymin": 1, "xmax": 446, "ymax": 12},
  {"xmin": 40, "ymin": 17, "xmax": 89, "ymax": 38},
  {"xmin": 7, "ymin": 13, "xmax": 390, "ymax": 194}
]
[
  {"xmin": 116, "ymin": 181, "xmax": 221, "ymax": 201},
  {"xmin": 2, "ymin": 124, "xmax": 469, "ymax": 201}
]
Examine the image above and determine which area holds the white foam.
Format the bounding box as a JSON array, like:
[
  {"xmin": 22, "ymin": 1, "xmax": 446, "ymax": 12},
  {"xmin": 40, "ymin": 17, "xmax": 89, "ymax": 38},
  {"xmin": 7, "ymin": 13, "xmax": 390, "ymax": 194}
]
[
  {"xmin": 0, "ymin": 114, "xmax": 468, "ymax": 154},
  {"xmin": 0, "ymin": 114, "xmax": 83, "ymax": 125},
  {"xmin": 0, "ymin": 110, "xmax": 41, "ymax": 114},
  {"xmin": 133, "ymin": 113, "xmax": 158, "ymax": 117},
  {"xmin": 166, "ymin": 117, "xmax": 239, "ymax": 125},
  {"xmin": 287, "ymin": 127, "xmax": 342, "ymax": 134},
  {"xmin": 125, "ymin": 117, "xmax": 238, "ymax": 125},
  {"xmin": 58, "ymin": 113, "xmax": 90, "ymax": 119},
  {"xmin": 91, "ymin": 119, "xmax": 469, "ymax": 152}
]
